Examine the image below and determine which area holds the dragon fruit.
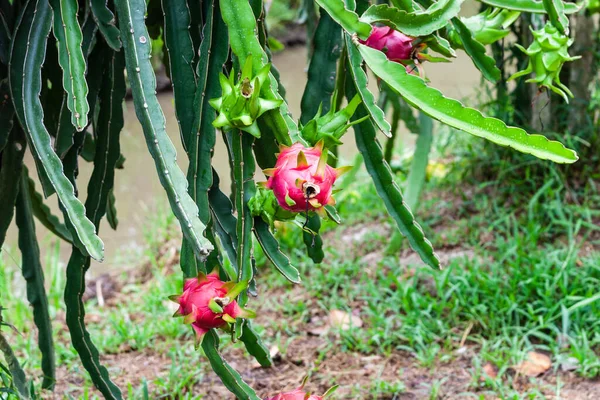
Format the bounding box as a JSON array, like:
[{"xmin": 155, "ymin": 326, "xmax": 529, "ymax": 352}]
[
  {"xmin": 265, "ymin": 381, "xmax": 337, "ymax": 400},
  {"xmin": 265, "ymin": 389, "xmax": 323, "ymax": 400},
  {"xmin": 509, "ymin": 22, "xmax": 580, "ymax": 103},
  {"xmin": 360, "ymin": 26, "xmax": 417, "ymax": 64},
  {"xmin": 169, "ymin": 271, "xmax": 254, "ymax": 343},
  {"xmin": 264, "ymin": 142, "xmax": 348, "ymax": 213}
]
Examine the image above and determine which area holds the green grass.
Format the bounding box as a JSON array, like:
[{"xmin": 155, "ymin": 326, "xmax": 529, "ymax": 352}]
[{"xmin": 1, "ymin": 157, "xmax": 600, "ymax": 399}]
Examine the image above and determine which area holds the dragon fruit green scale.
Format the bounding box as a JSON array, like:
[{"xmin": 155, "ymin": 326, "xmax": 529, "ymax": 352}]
[
  {"xmin": 509, "ymin": 22, "xmax": 581, "ymax": 103},
  {"xmin": 209, "ymin": 56, "xmax": 282, "ymax": 137}
]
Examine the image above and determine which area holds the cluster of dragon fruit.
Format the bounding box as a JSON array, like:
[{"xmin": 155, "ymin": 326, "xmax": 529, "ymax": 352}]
[{"xmin": 169, "ymin": 15, "xmax": 580, "ymax": 397}]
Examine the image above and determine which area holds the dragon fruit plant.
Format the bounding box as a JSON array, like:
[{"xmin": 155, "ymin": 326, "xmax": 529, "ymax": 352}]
[{"xmin": 0, "ymin": 0, "xmax": 583, "ymax": 398}]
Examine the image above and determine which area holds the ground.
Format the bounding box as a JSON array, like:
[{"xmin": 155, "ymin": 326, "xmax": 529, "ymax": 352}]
[{"xmin": 2, "ymin": 166, "xmax": 600, "ymax": 399}]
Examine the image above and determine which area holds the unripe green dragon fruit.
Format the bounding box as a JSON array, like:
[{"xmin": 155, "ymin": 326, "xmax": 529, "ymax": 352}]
[
  {"xmin": 448, "ymin": 9, "xmax": 520, "ymax": 47},
  {"xmin": 209, "ymin": 56, "xmax": 282, "ymax": 137},
  {"xmin": 509, "ymin": 22, "xmax": 581, "ymax": 103}
]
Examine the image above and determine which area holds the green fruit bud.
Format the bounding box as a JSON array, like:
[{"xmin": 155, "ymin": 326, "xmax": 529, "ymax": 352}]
[
  {"xmin": 209, "ymin": 56, "xmax": 283, "ymax": 137},
  {"xmin": 448, "ymin": 9, "xmax": 520, "ymax": 47},
  {"xmin": 249, "ymin": 187, "xmax": 295, "ymax": 229},
  {"xmin": 300, "ymin": 93, "xmax": 367, "ymax": 148},
  {"xmin": 509, "ymin": 22, "xmax": 581, "ymax": 103}
]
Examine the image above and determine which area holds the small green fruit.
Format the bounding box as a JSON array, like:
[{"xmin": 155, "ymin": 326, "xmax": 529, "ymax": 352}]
[
  {"xmin": 209, "ymin": 56, "xmax": 282, "ymax": 137},
  {"xmin": 509, "ymin": 22, "xmax": 581, "ymax": 103}
]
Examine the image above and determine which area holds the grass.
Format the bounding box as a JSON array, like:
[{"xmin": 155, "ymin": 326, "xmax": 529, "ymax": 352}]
[{"xmin": 1, "ymin": 151, "xmax": 600, "ymax": 398}]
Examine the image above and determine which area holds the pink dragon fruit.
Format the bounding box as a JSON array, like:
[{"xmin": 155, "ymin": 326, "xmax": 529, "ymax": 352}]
[
  {"xmin": 169, "ymin": 271, "xmax": 254, "ymax": 342},
  {"xmin": 264, "ymin": 142, "xmax": 348, "ymax": 213},
  {"xmin": 360, "ymin": 26, "xmax": 417, "ymax": 64},
  {"xmin": 265, "ymin": 388, "xmax": 323, "ymax": 400},
  {"xmin": 265, "ymin": 380, "xmax": 337, "ymax": 400}
]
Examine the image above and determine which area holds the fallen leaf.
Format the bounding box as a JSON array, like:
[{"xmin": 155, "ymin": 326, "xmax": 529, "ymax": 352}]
[
  {"xmin": 481, "ymin": 362, "xmax": 498, "ymax": 380},
  {"xmin": 328, "ymin": 309, "xmax": 363, "ymax": 330},
  {"xmin": 269, "ymin": 345, "xmax": 281, "ymax": 361},
  {"xmin": 513, "ymin": 351, "xmax": 552, "ymax": 377},
  {"xmin": 560, "ymin": 356, "xmax": 580, "ymax": 372},
  {"xmin": 307, "ymin": 326, "xmax": 329, "ymax": 336}
]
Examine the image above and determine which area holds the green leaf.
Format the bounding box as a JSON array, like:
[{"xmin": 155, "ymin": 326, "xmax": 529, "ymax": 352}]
[
  {"xmin": 209, "ymin": 169, "xmax": 239, "ymax": 273},
  {"xmin": 106, "ymin": 189, "xmax": 118, "ymax": 230},
  {"xmin": 253, "ymin": 218, "xmax": 301, "ymax": 283},
  {"xmin": 115, "ymin": 0, "xmax": 214, "ymax": 260},
  {"xmin": 358, "ymin": 44, "xmax": 578, "ymax": 163},
  {"xmin": 84, "ymin": 49, "xmax": 125, "ymax": 227},
  {"xmin": 9, "ymin": 0, "xmax": 105, "ymax": 261},
  {"xmin": 450, "ymin": 17, "xmax": 500, "ymax": 83},
  {"xmin": 53, "ymin": 96, "xmax": 75, "ymax": 158},
  {"xmin": 220, "ymin": 0, "xmax": 296, "ymax": 146},
  {"xmin": 52, "ymin": 15, "xmax": 97, "ymax": 158},
  {"xmin": 227, "ymin": 131, "xmax": 255, "ymax": 338},
  {"xmin": 404, "ymin": 113, "xmax": 433, "ymax": 211},
  {"xmin": 299, "ymin": 9, "xmax": 343, "ymax": 125},
  {"xmin": 187, "ymin": 0, "xmax": 203, "ymax": 71},
  {"xmin": 542, "ymin": 0, "xmax": 569, "ymax": 35},
  {"xmin": 49, "ymin": 0, "xmax": 90, "ymax": 131},
  {"xmin": 346, "ymin": 74, "xmax": 441, "ymax": 270},
  {"xmin": 90, "ymin": 0, "xmax": 121, "ymax": 50},
  {"xmin": 0, "ymin": 331, "xmax": 29, "ymax": 399},
  {"xmin": 162, "ymin": 0, "xmax": 197, "ymax": 153},
  {"xmin": 0, "ymin": 10, "xmax": 10, "ymax": 66},
  {"xmin": 80, "ymin": 131, "xmax": 96, "ymax": 162},
  {"xmin": 24, "ymin": 166, "xmax": 73, "ymax": 243},
  {"xmin": 345, "ymin": 34, "xmax": 391, "ymax": 137},
  {"xmin": 314, "ymin": 0, "xmax": 372, "ymax": 39},
  {"xmin": 0, "ymin": 80, "xmax": 14, "ymax": 153},
  {"xmin": 239, "ymin": 322, "xmax": 273, "ymax": 367},
  {"xmin": 201, "ymin": 330, "xmax": 260, "ymax": 400},
  {"xmin": 303, "ymin": 214, "xmax": 325, "ymax": 263},
  {"xmin": 190, "ymin": 0, "xmax": 228, "ymax": 200},
  {"xmin": 0, "ymin": 127, "xmax": 25, "ymax": 251},
  {"xmin": 181, "ymin": 0, "xmax": 230, "ymax": 277},
  {"xmin": 479, "ymin": 0, "xmax": 581, "ymax": 14},
  {"xmin": 64, "ymin": 248, "xmax": 122, "ymax": 399},
  {"xmin": 15, "ymin": 172, "xmax": 55, "ymax": 390},
  {"xmin": 213, "ymin": 232, "xmax": 238, "ymax": 280},
  {"xmin": 361, "ymin": 0, "xmax": 464, "ymax": 37}
]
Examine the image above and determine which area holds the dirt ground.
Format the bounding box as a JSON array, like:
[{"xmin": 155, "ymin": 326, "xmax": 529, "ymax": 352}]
[
  {"xmin": 49, "ymin": 306, "xmax": 600, "ymax": 400},
  {"xmin": 44, "ymin": 236, "xmax": 600, "ymax": 400}
]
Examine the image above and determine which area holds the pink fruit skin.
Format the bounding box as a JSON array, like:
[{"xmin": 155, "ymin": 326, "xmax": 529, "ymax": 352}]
[
  {"xmin": 176, "ymin": 272, "xmax": 242, "ymax": 337},
  {"xmin": 360, "ymin": 26, "xmax": 415, "ymax": 63},
  {"xmin": 265, "ymin": 389, "xmax": 322, "ymax": 400},
  {"xmin": 266, "ymin": 143, "xmax": 339, "ymax": 213}
]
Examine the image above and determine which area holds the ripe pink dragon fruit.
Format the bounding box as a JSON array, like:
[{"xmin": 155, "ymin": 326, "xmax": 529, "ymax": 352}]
[
  {"xmin": 265, "ymin": 388, "xmax": 323, "ymax": 400},
  {"xmin": 169, "ymin": 271, "xmax": 254, "ymax": 342},
  {"xmin": 264, "ymin": 142, "xmax": 348, "ymax": 213},
  {"xmin": 265, "ymin": 380, "xmax": 337, "ymax": 400},
  {"xmin": 360, "ymin": 26, "xmax": 416, "ymax": 64}
]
